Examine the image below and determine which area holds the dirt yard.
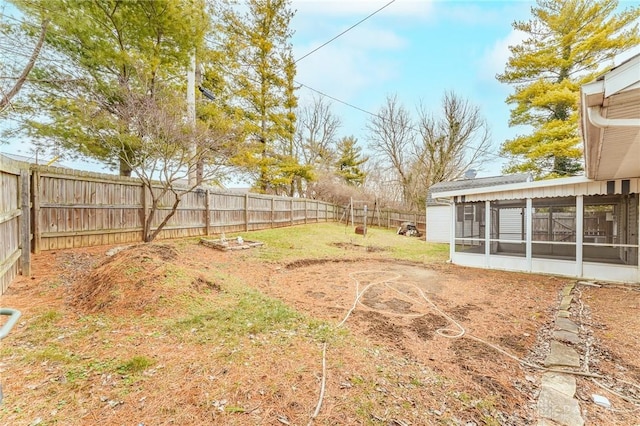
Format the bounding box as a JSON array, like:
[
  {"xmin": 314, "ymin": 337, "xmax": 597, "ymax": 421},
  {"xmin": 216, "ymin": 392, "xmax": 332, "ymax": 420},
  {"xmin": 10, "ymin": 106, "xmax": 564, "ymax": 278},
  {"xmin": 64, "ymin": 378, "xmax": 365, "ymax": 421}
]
[{"xmin": 1, "ymin": 231, "xmax": 639, "ymax": 425}]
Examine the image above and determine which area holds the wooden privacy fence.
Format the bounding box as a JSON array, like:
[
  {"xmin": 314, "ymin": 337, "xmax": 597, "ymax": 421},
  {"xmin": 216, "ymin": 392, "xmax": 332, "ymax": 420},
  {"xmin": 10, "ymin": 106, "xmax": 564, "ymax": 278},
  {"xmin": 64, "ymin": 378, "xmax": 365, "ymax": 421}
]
[
  {"xmin": 30, "ymin": 164, "xmax": 338, "ymax": 252},
  {"xmin": 0, "ymin": 154, "xmax": 428, "ymax": 293},
  {"xmin": 337, "ymin": 203, "xmax": 426, "ymax": 235},
  {"xmin": 0, "ymin": 155, "xmax": 30, "ymax": 294}
]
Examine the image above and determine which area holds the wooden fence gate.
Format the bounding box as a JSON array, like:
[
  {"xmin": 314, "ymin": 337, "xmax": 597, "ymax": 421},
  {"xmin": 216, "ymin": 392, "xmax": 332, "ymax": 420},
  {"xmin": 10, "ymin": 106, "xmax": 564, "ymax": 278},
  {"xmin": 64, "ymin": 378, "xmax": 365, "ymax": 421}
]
[{"xmin": 0, "ymin": 155, "xmax": 30, "ymax": 294}]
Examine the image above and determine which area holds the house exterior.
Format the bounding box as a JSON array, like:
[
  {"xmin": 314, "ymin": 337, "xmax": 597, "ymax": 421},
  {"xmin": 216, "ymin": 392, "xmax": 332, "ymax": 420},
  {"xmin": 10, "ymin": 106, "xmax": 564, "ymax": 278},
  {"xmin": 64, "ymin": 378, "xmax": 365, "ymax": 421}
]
[
  {"xmin": 426, "ymin": 173, "xmax": 532, "ymax": 243},
  {"xmin": 433, "ymin": 53, "xmax": 640, "ymax": 283}
]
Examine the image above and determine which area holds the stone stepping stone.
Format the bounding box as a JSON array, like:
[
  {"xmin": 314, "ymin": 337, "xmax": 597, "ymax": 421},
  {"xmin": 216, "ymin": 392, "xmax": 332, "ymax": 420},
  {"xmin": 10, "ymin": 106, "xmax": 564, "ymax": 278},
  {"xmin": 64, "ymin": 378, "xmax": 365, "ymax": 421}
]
[
  {"xmin": 541, "ymin": 372, "xmax": 576, "ymax": 396},
  {"xmin": 561, "ymin": 284, "xmax": 575, "ymax": 297},
  {"xmin": 556, "ymin": 317, "xmax": 579, "ymax": 334},
  {"xmin": 553, "ymin": 330, "xmax": 580, "ymax": 345},
  {"xmin": 559, "ymin": 295, "xmax": 573, "ymax": 311},
  {"xmin": 544, "ymin": 341, "xmax": 581, "ymax": 368},
  {"xmin": 538, "ymin": 385, "xmax": 584, "ymax": 426}
]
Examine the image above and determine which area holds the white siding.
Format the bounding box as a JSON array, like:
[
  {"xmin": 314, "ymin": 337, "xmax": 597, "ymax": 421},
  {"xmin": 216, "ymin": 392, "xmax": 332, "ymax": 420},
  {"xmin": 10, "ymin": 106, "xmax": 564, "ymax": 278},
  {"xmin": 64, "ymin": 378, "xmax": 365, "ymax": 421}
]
[
  {"xmin": 496, "ymin": 208, "xmax": 523, "ymax": 240},
  {"xmin": 426, "ymin": 205, "xmax": 450, "ymax": 243}
]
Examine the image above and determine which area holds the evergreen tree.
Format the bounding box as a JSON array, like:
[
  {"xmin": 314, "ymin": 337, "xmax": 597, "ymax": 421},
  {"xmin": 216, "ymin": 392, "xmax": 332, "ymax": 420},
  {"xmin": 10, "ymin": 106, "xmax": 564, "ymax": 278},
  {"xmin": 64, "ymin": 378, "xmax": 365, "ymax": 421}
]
[
  {"xmin": 10, "ymin": 0, "xmax": 208, "ymax": 175},
  {"xmin": 498, "ymin": 0, "xmax": 639, "ymax": 178},
  {"xmin": 212, "ymin": 0, "xmax": 300, "ymax": 194},
  {"xmin": 335, "ymin": 136, "xmax": 367, "ymax": 186}
]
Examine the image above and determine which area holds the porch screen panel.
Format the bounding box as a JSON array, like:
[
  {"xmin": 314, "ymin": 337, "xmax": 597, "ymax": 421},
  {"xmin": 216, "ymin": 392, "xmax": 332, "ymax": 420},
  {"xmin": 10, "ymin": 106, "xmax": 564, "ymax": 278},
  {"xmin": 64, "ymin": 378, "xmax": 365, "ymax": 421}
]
[
  {"xmin": 489, "ymin": 200, "xmax": 526, "ymax": 256},
  {"xmin": 454, "ymin": 202, "xmax": 485, "ymax": 253},
  {"xmin": 583, "ymin": 194, "xmax": 638, "ymax": 266},
  {"xmin": 532, "ymin": 197, "xmax": 576, "ymax": 260}
]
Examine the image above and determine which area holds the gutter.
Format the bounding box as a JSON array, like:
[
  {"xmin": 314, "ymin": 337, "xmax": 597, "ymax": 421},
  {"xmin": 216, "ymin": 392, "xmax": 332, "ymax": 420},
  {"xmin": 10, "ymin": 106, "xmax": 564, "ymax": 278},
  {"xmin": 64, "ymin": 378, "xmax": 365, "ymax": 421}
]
[{"xmin": 588, "ymin": 107, "xmax": 640, "ymax": 128}]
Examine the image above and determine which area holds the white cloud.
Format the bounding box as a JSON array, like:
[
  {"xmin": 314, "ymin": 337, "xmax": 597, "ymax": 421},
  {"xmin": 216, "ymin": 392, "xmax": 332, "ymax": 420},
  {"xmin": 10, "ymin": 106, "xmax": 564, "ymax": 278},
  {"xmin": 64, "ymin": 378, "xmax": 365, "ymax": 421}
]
[
  {"xmin": 294, "ymin": 41, "xmax": 399, "ymax": 104},
  {"xmin": 292, "ymin": 0, "xmax": 433, "ymax": 20},
  {"xmin": 478, "ymin": 28, "xmax": 527, "ymax": 82},
  {"xmin": 291, "ymin": 1, "xmax": 410, "ymax": 106}
]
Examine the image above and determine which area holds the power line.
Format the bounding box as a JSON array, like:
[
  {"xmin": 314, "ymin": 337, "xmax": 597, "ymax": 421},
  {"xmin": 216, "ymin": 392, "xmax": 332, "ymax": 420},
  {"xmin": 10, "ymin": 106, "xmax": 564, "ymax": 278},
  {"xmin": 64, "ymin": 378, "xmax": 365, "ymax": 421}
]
[
  {"xmin": 294, "ymin": 0, "xmax": 396, "ymax": 63},
  {"xmin": 296, "ymin": 79, "xmax": 505, "ymax": 163},
  {"xmin": 295, "ymin": 80, "xmax": 378, "ymax": 118}
]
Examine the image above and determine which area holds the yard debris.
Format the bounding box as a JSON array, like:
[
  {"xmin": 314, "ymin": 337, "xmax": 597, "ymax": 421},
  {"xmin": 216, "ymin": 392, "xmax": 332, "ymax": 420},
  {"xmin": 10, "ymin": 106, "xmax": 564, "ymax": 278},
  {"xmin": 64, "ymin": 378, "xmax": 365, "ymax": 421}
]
[
  {"xmin": 200, "ymin": 237, "xmax": 264, "ymax": 251},
  {"xmin": 577, "ymin": 281, "xmax": 601, "ymax": 288},
  {"xmin": 276, "ymin": 414, "xmax": 291, "ymax": 424},
  {"xmin": 592, "ymin": 394, "xmax": 611, "ymax": 408},
  {"xmin": 396, "ymin": 222, "xmax": 422, "ymax": 237}
]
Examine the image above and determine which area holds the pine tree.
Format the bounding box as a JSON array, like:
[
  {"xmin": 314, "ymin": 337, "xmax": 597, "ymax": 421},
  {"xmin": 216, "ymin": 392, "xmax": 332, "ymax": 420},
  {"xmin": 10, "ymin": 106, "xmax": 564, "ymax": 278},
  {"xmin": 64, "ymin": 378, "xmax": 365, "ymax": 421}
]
[
  {"xmin": 497, "ymin": 0, "xmax": 639, "ymax": 178},
  {"xmin": 213, "ymin": 0, "xmax": 300, "ymax": 194},
  {"xmin": 335, "ymin": 136, "xmax": 368, "ymax": 187},
  {"xmin": 11, "ymin": 0, "xmax": 209, "ymax": 175}
]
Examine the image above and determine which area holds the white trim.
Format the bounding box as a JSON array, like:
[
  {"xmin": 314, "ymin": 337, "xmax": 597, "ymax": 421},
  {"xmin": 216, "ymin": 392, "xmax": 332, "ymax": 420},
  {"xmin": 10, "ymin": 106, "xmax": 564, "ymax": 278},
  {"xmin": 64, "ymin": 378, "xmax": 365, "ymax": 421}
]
[
  {"xmin": 604, "ymin": 54, "xmax": 640, "ymax": 97},
  {"xmin": 449, "ymin": 202, "xmax": 455, "ymax": 261},
  {"xmin": 485, "ymin": 200, "xmax": 490, "ymax": 266},
  {"xmin": 576, "ymin": 195, "xmax": 583, "ymax": 278},
  {"xmin": 436, "ymin": 176, "xmax": 592, "ymax": 198},
  {"xmin": 526, "ymin": 198, "xmax": 532, "ymax": 273}
]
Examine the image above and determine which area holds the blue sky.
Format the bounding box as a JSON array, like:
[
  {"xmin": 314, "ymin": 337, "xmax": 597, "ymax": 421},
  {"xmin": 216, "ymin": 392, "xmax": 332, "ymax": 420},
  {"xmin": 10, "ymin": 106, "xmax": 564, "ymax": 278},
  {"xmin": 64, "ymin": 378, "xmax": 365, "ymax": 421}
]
[
  {"xmin": 3, "ymin": 0, "xmax": 638, "ymax": 178},
  {"xmin": 290, "ymin": 0, "xmax": 639, "ymax": 177},
  {"xmin": 290, "ymin": 0, "xmax": 536, "ymax": 177}
]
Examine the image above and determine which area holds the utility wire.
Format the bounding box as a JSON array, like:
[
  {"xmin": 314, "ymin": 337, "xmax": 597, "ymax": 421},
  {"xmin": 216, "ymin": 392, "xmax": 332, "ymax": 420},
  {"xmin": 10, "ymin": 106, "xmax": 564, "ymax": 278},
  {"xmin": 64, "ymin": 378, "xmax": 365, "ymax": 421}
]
[
  {"xmin": 296, "ymin": 79, "xmax": 505, "ymax": 163},
  {"xmin": 295, "ymin": 0, "xmax": 396, "ymax": 63}
]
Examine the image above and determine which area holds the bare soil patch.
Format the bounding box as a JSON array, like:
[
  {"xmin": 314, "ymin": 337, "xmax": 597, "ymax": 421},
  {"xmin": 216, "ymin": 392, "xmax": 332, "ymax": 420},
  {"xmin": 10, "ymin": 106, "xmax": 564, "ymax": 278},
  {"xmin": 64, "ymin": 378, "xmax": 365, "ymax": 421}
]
[{"xmin": 1, "ymin": 240, "xmax": 639, "ymax": 425}]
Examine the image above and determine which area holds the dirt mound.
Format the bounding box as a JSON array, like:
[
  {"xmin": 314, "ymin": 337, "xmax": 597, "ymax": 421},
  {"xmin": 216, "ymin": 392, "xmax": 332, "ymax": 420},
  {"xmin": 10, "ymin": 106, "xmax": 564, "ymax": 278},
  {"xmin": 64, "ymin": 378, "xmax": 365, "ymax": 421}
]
[
  {"xmin": 331, "ymin": 242, "xmax": 387, "ymax": 252},
  {"xmin": 69, "ymin": 244, "xmax": 180, "ymax": 314}
]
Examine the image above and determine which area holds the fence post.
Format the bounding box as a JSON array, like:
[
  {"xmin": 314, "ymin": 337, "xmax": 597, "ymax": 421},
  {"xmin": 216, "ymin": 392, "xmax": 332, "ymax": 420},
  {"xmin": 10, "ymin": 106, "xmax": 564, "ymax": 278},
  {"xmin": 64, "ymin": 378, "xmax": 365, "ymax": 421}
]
[
  {"xmin": 244, "ymin": 193, "xmax": 249, "ymax": 232},
  {"xmin": 271, "ymin": 197, "xmax": 275, "ymax": 228},
  {"xmin": 290, "ymin": 198, "xmax": 294, "ymax": 226},
  {"xmin": 32, "ymin": 168, "xmax": 41, "ymax": 254},
  {"xmin": 204, "ymin": 189, "xmax": 210, "ymax": 236},
  {"xmin": 20, "ymin": 168, "xmax": 31, "ymax": 276},
  {"xmin": 316, "ymin": 201, "xmax": 319, "ymax": 223}
]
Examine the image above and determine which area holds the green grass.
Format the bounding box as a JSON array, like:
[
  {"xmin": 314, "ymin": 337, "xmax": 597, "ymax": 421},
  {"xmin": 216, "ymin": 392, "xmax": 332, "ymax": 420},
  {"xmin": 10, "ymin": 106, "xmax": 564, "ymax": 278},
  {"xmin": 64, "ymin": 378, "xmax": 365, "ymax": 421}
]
[
  {"xmin": 117, "ymin": 355, "xmax": 155, "ymax": 374},
  {"xmin": 227, "ymin": 222, "xmax": 449, "ymax": 264}
]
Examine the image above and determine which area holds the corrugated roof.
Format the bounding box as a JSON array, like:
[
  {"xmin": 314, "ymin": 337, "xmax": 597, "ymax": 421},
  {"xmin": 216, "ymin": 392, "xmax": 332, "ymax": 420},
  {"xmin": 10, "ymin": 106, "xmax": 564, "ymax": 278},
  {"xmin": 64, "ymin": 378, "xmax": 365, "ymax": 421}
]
[
  {"xmin": 430, "ymin": 173, "xmax": 532, "ymax": 192},
  {"xmin": 427, "ymin": 173, "xmax": 532, "ymax": 206}
]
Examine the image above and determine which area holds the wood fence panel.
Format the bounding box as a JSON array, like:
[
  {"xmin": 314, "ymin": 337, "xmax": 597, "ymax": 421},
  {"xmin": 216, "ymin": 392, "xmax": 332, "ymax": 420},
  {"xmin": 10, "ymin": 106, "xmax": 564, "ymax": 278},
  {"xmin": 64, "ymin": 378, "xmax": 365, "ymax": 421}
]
[
  {"xmin": 0, "ymin": 155, "xmax": 30, "ymax": 294},
  {"xmin": 247, "ymin": 195, "xmax": 272, "ymax": 231},
  {"xmin": 338, "ymin": 205, "xmax": 426, "ymax": 235},
  {"xmin": 27, "ymin": 165, "xmax": 424, "ymax": 254},
  {"xmin": 35, "ymin": 167, "xmax": 143, "ymax": 250},
  {"xmin": 292, "ymin": 200, "xmax": 307, "ymax": 225},
  {"xmin": 272, "ymin": 198, "xmax": 291, "ymax": 227},
  {"xmin": 208, "ymin": 191, "xmax": 246, "ymax": 234}
]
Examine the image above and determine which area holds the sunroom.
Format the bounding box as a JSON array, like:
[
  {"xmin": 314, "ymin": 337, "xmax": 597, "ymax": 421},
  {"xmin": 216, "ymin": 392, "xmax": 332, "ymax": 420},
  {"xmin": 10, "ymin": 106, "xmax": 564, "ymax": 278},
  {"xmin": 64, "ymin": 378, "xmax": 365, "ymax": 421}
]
[
  {"xmin": 434, "ymin": 53, "xmax": 640, "ymax": 283},
  {"xmin": 441, "ymin": 177, "xmax": 639, "ymax": 282}
]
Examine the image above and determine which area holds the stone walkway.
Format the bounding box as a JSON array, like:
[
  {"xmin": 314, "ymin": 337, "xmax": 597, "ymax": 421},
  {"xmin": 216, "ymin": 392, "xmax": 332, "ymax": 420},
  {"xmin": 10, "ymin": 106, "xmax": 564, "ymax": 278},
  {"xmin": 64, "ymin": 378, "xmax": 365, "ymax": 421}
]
[{"xmin": 537, "ymin": 282, "xmax": 585, "ymax": 426}]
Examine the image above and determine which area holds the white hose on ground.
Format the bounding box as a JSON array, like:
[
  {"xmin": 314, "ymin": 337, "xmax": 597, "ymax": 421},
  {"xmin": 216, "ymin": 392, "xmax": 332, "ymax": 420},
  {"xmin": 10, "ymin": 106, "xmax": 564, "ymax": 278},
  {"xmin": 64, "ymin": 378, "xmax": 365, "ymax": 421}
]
[{"xmin": 307, "ymin": 269, "xmax": 640, "ymax": 424}]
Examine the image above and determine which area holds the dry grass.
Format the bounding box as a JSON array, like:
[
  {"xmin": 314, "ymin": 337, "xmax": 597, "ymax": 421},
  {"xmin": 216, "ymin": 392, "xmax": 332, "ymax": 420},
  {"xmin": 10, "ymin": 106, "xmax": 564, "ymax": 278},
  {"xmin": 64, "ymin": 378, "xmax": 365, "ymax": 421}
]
[{"xmin": 1, "ymin": 223, "xmax": 639, "ymax": 425}]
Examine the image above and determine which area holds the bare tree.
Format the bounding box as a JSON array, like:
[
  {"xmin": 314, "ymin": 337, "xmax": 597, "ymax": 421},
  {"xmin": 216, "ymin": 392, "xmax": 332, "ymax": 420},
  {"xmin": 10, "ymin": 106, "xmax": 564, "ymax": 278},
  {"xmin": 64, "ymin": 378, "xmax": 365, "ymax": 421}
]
[
  {"xmin": 416, "ymin": 91, "xmax": 491, "ymax": 185},
  {"xmin": 366, "ymin": 94, "xmax": 417, "ymax": 207},
  {"xmin": 295, "ymin": 95, "xmax": 341, "ymax": 168},
  {"xmin": 367, "ymin": 92, "xmax": 491, "ymax": 210},
  {"xmin": 114, "ymin": 91, "xmax": 232, "ymax": 242}
]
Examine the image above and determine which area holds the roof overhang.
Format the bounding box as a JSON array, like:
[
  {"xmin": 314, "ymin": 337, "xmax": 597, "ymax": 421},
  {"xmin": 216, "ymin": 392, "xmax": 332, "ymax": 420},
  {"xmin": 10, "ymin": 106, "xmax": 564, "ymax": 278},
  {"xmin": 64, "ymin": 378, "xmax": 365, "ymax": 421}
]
[
  {"xmin": 434, "ymin": 176, "xmax": 592, "ymax": 199},
  {"xmin": 434, "ymin": 175, "xmax": 639, "ymax": 203},
  {"xmin": 580, "ymin": 54, "xmax": 640, "ymax": 180}
]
